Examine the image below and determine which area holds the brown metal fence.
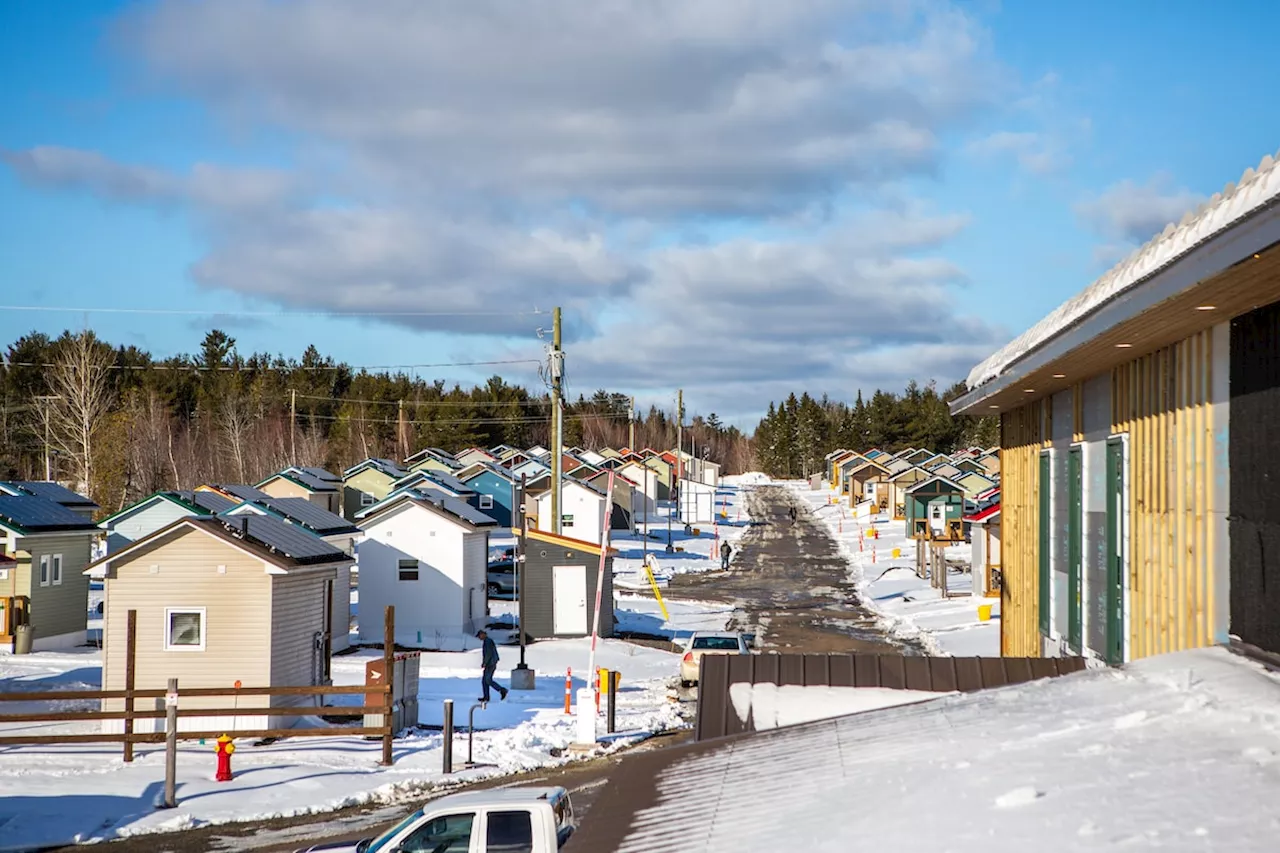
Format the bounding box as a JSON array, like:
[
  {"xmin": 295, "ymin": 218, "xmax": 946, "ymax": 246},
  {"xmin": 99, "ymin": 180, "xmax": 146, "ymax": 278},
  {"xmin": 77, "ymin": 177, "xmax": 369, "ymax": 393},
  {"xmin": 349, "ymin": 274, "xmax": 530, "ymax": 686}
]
[{"xmin": 695, "ymin": 652, "xmax": 1087, "ymax": 740}]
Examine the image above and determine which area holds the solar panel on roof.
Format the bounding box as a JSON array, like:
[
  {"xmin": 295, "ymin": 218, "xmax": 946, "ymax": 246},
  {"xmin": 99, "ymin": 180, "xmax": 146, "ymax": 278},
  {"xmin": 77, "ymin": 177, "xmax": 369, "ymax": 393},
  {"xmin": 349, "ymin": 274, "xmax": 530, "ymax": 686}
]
[
  {"xmin": 291, "ymin": 466, "xmax": 341, "ymax": 483},
  {"xmin": 412, "ymin": 488, "xmax": 497, "ymax": 526},
  {"xmin": 254, "ymin": 496, "xmax": 357, "ymax": 534},
  {"xmin": 279, "ymin": 469, "xmax": 338, "ymax": 491},
  {"xmin": 6, "ymin": 481, "xmax": 98, "ymax": 507},
  {"xmin": 189, "ymin": 491, "xmax": 236, "ymax": 514},
  {"xmin": 221, "ymin": 484, "xmax": 272, "ymax": 502},
  {"xmin": 421, "ymin": 471, "xmax": 476, "ymax": 495},
  {"xmin": 0, "ymin": 495, "xmax": 97, "ymax": 530},
  {"xmin": 220, "ymin": 514, "xmax": 344, "ymax": 562}
]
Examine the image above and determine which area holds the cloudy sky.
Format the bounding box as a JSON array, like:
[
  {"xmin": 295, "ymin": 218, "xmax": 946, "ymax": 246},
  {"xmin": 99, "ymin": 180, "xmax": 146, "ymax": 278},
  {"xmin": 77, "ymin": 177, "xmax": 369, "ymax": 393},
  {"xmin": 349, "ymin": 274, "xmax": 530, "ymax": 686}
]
[{"xmin": 3, "ymin": 1, "xmax": 1279, "ymax": 426}]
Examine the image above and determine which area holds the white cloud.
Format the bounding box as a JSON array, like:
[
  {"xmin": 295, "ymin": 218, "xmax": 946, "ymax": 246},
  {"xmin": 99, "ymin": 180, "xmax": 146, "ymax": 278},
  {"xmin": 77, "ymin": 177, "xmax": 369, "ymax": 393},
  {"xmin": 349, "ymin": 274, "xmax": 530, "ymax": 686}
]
[
  {"xmin": 1076, "ymin": 175, "xmax": 1205, "ymax": 245},
  {"xmin": 5, "ymin": 0, "xmax": 1022, "ymax": 418},
  {"xmin": 966, "ymin": 130, "xmax": 1069, "ymax": 175}
]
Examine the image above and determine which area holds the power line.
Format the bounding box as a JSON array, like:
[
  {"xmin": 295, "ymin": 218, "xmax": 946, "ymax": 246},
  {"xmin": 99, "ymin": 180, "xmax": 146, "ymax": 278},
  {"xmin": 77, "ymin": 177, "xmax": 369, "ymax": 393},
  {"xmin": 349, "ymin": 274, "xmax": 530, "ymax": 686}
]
[
  {"xmin": 1, "ymin": 358, "xmax": 541, "ymax": 373},
  {"xmin": 0, "ymin": 305, "xmax": 545, "ymax": 319},
  {"xmin": 299, "ymin": 410, "xmax": 629, "ymax": 427},
  {"xmin": 292, "ymin": 393, "xmax": 554, "ymax": 408}
]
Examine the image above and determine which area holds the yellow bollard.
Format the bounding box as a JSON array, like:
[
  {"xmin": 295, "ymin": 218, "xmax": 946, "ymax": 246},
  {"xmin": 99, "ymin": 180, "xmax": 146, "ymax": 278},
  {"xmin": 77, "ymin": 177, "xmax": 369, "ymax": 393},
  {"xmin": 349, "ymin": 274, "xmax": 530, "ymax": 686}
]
[{"xmin": 891, "ymin": 548, "xmax": 901, "ymax": 559}]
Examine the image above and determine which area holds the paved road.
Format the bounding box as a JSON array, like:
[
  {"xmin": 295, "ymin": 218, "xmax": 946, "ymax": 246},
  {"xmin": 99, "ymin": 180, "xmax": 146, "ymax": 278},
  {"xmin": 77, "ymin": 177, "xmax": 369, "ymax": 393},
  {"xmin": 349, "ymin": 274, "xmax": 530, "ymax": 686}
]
[
  {"xmin": 68, "ymin": 484, "xmax": 913, "ymax": 852},
  {"xmin": 672, "ymin": 485, "xmax": 922, "ymax": 653}
]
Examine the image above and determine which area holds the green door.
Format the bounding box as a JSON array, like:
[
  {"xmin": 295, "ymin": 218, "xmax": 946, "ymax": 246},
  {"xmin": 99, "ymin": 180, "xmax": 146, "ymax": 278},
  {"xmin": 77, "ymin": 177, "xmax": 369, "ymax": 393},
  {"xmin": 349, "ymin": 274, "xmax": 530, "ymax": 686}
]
[
  {"xmin": 1105, "ymin": 439, "xmax": 1125, "ymax": 664},
  {"xmin": 1038, "ymin": 451, "xmax": 1051, "ymax": 636},
  {"xmin": 1067, "ymin": 447, "xmax": 1083, "ymax": 651}
]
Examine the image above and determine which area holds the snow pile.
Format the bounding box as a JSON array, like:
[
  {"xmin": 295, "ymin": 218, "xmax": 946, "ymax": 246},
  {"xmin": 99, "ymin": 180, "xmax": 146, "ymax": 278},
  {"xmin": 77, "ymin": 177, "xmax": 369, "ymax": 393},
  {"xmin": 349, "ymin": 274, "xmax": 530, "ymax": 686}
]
[
  {"xmin": 724, "ymin": 472, "xmax": 770, "ymax": 486},
  {"xmin": 0, "ymin": 632, "xmax": 697, "ymax": 848},
  {"xmin": 729, "ymin": 683, "xmax": 947, "ymax": 729},
  {"xmin": 793, "ymin": 482, "xmax": 998, "ymax": 656}
]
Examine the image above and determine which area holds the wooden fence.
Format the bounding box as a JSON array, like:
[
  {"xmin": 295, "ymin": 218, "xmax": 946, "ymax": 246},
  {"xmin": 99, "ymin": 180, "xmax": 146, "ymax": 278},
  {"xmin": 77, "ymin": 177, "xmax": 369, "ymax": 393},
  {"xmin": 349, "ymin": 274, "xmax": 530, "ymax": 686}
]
[{"xmin": 0, "ymin": 606, "xmax": 400, "ymax": 766}]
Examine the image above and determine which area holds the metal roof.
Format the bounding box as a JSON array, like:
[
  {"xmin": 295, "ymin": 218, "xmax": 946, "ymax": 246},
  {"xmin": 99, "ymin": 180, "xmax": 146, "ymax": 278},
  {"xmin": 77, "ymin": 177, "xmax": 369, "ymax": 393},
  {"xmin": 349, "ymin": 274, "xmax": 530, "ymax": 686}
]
[
  {"xmin": 359, "ymin": 487, "xmax": 497, "ymax": 528},
  {"xmin": 1, "ymin": 481, "xmax": 99, "ymax": 508},
  {"xmin": 968, "ymin": 149, "xmax": 1280, "ymax": 390},
  {"xmin": 270, "ymin": 468, "xmax": 338, "ymax": 492},
  {"xmin": 183, "ymin": 490, "xmax": 237, "ymax": 514},
  {"xmin": 288, "ymin": 465, "xmax": 341, "ymax": 484},
  {"xmin": 418, "ymin": 470, "xmax": 477, "ymax": 496},
  {"xmin": 231, "ymin": 496, "xmax": 359, "ymax": 535},
  {"xmin": 343, "ymin": 457, "xmax": 407, "ymax": 479},
  {"xmin": 0, "ymin": 495, "xmax": 99, "ymax": 532}
]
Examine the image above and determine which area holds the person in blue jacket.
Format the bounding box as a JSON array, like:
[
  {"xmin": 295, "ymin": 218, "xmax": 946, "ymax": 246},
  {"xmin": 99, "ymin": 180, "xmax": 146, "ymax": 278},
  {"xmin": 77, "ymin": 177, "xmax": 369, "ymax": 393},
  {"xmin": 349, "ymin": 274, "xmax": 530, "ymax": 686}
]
[{"xmin": 477, "ymin": 629, "xmax": 508, "ymax": 703}]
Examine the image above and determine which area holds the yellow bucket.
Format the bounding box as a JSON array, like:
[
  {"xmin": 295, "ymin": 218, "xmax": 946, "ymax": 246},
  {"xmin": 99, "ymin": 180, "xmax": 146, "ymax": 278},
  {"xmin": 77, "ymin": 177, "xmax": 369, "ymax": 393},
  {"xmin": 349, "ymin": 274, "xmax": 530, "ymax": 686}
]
[
  {"xmin": 692, "ymin": 528, "xmax": 701, "ymax": 536},
  {"xmin": 891, "ymin": 548, "xmax": 901, "ymax": 559},
  {"xmin": 977, "ymin": 604, "xmax": 993, "ymax": 622}
]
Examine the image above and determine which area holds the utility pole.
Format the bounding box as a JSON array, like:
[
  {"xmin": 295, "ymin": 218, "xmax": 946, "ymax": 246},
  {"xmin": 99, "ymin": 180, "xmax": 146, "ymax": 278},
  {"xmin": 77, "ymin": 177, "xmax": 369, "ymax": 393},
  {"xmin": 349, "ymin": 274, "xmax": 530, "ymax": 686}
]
[
  {"xmin": 397, "ymin": 399, "xmax": 407, "ymax": 462},
  {"xmin": 628, "ymin": 396, "xmax": 635, "ymax": 451},
  {"xmin": 289, "ymin": 389, "xmax": 297, "ymax": 465},
  {"xmin": 550, "ymin": 307, "xmax": 564, "ymax": 534}
]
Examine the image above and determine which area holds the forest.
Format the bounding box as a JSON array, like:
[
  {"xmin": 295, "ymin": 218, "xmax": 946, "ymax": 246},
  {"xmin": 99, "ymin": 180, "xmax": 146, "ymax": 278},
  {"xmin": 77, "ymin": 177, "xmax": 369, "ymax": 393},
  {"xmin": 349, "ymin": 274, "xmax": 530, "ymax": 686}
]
[
  {"xmin": 0, "ymin": 329, "xmax": 752, "ymax": 512},
  {"xmin": 752, "ymin": 383, "xmax": 998, "ymax": 479}
]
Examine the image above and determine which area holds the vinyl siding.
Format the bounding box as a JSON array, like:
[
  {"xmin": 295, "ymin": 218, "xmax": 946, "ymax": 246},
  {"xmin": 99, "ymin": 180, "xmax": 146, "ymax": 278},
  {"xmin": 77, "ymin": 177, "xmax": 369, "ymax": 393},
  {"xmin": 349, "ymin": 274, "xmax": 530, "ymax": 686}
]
[
  {"xmin": 270, "ymin": 570, "xmax": 337, "ymax": 712},
  {"xmin": 521, "ymin": 542, "xmax": 613, "ymax": 639},
  {"xmin": 462, "ymin": 532, "xmax": 488, "ymax": 634},
  {"xmin": 104, "ymin": 500, "xmax": 199, "ymax": 553},
  {"xmin": 101, "ymin": 529, "xmax": 273, "ymax": 724},
  {"xmin": 20, "ymin": 532, "xmax": 93, "ymax": 642}
]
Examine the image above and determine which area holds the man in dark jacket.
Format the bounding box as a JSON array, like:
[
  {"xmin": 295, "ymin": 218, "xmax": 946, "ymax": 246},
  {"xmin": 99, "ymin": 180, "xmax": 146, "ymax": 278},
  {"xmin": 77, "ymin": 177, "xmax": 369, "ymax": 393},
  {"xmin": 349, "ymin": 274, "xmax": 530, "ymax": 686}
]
[
  {"xmin": 477, "ymin": 629, "xmax": 508, "ymax": 703},
  {"xmin": 720, "ymin": 540, "xmax": 733, "ymax": 570}
]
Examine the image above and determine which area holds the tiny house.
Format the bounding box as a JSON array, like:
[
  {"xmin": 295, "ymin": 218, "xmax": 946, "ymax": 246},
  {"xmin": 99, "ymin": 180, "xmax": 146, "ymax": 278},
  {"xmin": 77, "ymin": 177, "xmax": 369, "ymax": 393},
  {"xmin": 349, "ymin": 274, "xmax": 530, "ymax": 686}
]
[
  {"xmin": 518, "ymin": 527, "xmax": 615, "ymax": 639},
  {"xmin": 905, "ymin": 475, "xmax": 966, "ymax": 540}
]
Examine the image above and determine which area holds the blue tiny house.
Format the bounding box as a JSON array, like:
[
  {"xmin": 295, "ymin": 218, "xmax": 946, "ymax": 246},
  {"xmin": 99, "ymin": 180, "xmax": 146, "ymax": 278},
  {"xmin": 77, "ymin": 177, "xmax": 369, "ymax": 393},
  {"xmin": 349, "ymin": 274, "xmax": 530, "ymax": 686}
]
[{"xmin": 459, "ymin": 464, "xmax": 516, "ymax": 528}]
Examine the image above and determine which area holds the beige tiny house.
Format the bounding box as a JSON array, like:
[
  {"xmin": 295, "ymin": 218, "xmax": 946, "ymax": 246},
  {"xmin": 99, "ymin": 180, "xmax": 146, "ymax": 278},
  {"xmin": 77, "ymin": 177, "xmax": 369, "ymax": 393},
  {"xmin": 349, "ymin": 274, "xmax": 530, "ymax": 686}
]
[{"xmin": 87, "ymin": 516, "xmax": 353, "ymax": 734}]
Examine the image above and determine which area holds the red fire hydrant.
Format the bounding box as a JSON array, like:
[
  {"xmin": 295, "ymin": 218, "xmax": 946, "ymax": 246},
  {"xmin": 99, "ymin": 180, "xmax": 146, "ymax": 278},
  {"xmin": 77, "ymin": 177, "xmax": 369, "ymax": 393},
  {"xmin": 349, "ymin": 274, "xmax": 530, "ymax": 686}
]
[{"xmin": 214, "ymin": 734, "xmax": 235, "ymax": 782}]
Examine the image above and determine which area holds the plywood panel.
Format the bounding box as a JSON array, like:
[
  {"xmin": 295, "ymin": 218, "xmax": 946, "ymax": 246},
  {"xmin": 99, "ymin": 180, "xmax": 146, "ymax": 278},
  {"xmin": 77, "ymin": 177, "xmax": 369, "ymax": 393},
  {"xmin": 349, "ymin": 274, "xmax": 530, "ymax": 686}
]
[{"xmin": 999, "ymin": 400, "xmax": 1044, "ymax": 656}]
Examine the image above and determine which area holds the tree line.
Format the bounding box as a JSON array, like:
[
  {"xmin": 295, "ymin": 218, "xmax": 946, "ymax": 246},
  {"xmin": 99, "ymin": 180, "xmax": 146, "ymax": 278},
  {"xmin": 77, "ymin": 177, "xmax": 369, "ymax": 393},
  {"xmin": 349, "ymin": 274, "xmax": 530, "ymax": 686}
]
[
  {"xmin": 0, "ymin": 329, "xmax": 750, "ymax": 513},
  {"xmin": 753, "ymin": 381, "xmax": 998, "ymax": 479}
]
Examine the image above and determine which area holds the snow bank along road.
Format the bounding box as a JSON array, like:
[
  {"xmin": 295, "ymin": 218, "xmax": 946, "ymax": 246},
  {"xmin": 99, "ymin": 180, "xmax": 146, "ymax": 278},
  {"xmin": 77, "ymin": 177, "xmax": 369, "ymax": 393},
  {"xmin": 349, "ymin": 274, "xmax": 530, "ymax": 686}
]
[{"xmin": 669, "ymin": 485, "xmax": 922, "ymax": 653}]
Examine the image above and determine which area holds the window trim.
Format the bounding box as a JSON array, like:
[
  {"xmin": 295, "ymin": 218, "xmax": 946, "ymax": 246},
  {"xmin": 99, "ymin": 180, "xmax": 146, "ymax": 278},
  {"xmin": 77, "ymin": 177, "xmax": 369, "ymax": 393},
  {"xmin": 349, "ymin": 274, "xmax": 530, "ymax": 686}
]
[
  {"xmin": 478, "ymin": 494, "xmax": 494, "ymax": 510},
  {"xmin": 39, "ymin": 554, "xmax": 50, "ymax": 587},
  {"xmin": 398, "ymin": 559, "xmax": 420, "ymax": 582},
  {"xmin": 360, "ymin": 491, "xmax": 376, "ymax": 507},
  {"xmin": 51, "ymin": 553, "xmax": 63, "ymax": 586},
  {"xmin": 164, "ymin": 607, "xmax": 207, "ymax": 652}
]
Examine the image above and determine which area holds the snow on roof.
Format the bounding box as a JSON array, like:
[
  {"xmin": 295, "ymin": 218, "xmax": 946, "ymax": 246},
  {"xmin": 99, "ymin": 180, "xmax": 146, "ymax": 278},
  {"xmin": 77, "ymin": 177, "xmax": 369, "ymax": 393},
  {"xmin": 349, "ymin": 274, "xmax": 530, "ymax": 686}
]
[
  {"xmin": 968, "ymin": 149, "xmax": 1280, "ymax": 390},
  {"xmin": 565, "ymin": 647, "xmax": 1280, "ymax": 853}
]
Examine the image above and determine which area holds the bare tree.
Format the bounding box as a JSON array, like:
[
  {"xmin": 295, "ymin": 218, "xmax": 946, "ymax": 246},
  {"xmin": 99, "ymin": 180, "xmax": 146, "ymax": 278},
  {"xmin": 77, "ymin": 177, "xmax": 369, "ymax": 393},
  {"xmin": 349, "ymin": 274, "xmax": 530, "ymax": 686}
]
[
  {"xmin": 217, "ymin": 391, "xmax": 255, "ymax": 483},
  {"xmin": 47, "ymin": 332, "xmax": 116, "ymax": 494},
  {"xmin": 125, "ymin": 390, "xmax": 173, "ymax": 498}
]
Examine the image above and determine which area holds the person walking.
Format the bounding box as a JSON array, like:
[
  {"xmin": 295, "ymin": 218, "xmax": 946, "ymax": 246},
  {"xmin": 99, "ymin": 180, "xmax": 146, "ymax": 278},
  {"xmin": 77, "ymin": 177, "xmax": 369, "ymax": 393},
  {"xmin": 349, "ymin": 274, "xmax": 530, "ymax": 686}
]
[
  {"xmin": 719, "ymin": 540, "xmax": 733, "ymax": 570},
  {"xmin": 788, "ymin": 506, "xmax": 798, "ymax": 524},
  {"xmin": 477, "ymin": 629, "xmax": 508, "ymax": 703}
]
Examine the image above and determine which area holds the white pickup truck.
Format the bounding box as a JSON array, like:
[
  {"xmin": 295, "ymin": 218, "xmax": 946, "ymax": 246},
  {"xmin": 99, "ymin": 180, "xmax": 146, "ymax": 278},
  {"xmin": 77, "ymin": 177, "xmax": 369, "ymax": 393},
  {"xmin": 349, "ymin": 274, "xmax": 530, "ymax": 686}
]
[{"xmin": 297, "ymin": 786, "xmax": 575, "ymax": 853}]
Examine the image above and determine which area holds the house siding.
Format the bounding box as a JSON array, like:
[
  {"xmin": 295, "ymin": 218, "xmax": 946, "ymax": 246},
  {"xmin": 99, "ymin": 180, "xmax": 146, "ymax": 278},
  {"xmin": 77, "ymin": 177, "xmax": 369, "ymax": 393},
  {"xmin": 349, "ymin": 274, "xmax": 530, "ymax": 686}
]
[
  {"xmin": 21, "ymin": 531, "xmax": 93, "ymax": 647},
  {"xmin": 465, "ymin": 472, "xmax": 514, "ymax": 528},
  {"xmin": 462, "ymin": 532, "xmax": 488, "ymax": 634},
  {"xmin": 999, "ymin": 323, "xmax": 1231, "ymax": 661},
  {"xmin": 520, "ymin": 538, "xmax": 613, "ymax": 639},
  {"xmin": 343, "ymin": 468, "xmax": 397, "ymax": 520},
  {"xmin": 104, "ymin": 500, "xmax": 198, "ymax": 553},
  {"xmin": 270, "ymin": 569, "xmax": 337, "ymax": 719},
  {"xmin": 101, "ymin": 530, "xmax": 273, "ymax": 733}
]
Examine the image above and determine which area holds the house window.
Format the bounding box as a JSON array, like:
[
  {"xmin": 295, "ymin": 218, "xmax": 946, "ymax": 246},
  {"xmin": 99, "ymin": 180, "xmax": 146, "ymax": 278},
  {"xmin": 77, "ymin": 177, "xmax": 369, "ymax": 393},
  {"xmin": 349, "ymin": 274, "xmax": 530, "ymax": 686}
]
[
  {"xmin": 398, "ymin": 559, "xmax": 420, "ymax": 581},
  {"xmin": 360, "ymin": 491, "xmax": 376, "ymax": 507},
  {"xmin": 478, "ymin": 494, "xmax": 494, "ymax": 510},
  {"xmin": 39, "ymin": 555, "xmax": 49, "ymax": 587},
  {"xmin": 52, "ymin": 554, "xmax": 63, "ymax": 586},
  {"xmin": 165, "ymin": 608, "xmax": 206, "ymax": 651}
]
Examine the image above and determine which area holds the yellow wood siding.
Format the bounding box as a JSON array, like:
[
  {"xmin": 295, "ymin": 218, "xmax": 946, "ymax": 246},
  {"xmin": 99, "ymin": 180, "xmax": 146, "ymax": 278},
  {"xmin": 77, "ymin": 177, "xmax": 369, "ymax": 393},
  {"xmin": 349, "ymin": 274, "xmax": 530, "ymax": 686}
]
[
  {"xmin": 1110, "ymin": 328, "xmax": 1224, "ymax": 658},
  {"xmin": 999, "ymin": 400, "xmax": 1044, "ymax": 656},
  {"xmin": 102, "ymin": 530, "xmax": 272, "ymax": 715}
]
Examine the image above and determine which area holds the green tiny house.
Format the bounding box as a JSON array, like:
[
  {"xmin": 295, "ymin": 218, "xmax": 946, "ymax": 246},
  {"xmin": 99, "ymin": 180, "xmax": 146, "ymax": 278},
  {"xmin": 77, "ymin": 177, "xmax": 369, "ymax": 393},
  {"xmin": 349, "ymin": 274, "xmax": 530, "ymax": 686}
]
[{"xmin": 905, "ymin": 475, "xmax": 966, "ymax": 540}]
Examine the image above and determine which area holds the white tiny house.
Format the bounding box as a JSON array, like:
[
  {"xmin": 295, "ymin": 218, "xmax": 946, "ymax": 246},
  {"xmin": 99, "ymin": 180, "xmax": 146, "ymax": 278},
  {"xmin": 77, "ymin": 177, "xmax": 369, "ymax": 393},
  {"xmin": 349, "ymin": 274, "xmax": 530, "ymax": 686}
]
[{"xmin": 532, "ymin": 480, "xmax": 608, "ymax": 545}]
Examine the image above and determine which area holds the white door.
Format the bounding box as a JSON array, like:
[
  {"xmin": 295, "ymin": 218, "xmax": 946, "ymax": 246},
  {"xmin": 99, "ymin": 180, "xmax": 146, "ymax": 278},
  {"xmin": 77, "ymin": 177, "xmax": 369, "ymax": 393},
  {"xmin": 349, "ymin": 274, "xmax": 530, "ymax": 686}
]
[
  {"xmin": 552, "ymin": 565, "xmax": 588, "ymax": 635},
  {"xmin": 929, "ymin": 504, "xmax": 946, "ymax": 534}
]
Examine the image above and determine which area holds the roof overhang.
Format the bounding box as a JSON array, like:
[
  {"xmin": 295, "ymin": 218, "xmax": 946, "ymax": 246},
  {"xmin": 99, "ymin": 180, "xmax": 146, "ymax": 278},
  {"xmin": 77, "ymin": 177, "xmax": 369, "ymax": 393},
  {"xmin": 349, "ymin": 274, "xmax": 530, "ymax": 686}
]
[{"xmin": 954, "ymin": 167, "xmax": 1280, "ymax": 416}]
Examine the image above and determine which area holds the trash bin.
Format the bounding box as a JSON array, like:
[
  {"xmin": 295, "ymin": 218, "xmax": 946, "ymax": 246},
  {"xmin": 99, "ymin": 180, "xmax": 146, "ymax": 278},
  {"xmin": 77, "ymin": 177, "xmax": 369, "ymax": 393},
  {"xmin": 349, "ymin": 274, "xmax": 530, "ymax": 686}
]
[{"xmin": 13, "ymin": 624, "xmax": 32, "ymax": 655}]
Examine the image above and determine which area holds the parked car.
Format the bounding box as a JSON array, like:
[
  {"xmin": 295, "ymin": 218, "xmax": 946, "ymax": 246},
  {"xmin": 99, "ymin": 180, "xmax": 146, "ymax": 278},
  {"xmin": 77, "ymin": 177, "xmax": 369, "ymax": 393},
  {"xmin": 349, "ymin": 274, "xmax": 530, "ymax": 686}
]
[
  {"xmin": 296, "ymin": 786, "xmax": 575, "ymax": 853},
  {"xmin": 487, "ymin": 560, "xmax": 517, "ymax": 598},
  {"xmin": 679, "ymin": 631, "xmax": 753, "ymax": 687}
]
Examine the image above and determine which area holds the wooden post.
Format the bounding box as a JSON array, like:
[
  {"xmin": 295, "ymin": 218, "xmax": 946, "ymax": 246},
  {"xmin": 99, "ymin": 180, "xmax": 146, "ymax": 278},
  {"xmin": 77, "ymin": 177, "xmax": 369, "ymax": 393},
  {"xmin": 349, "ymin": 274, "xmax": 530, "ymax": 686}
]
[
  {"xmin": 381, "ymin": 605, "xmax": 395, "ymax": 767},
  {"xmin": 123, "ymin": 609, "xmax": 137, "ymax": 762},
  {"xmin": 163, "ymin": 677, "xmax": 178, "ymax": 808}
]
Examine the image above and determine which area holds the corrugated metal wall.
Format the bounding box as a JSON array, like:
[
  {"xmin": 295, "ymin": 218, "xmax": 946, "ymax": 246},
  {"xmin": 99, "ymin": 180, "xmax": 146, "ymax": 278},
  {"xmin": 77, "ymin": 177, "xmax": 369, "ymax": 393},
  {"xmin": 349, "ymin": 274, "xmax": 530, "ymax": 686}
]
[
  {"xmin": 999, "ymin": 401, "xmax": 1045, "ymax": 656},
  {"xmin": 1110, "ymin": 325, "xmax": 1229, "ymax": 659},
  {"xmin": 1229, "ymin": 302, "xmax": 1280, "ymax": 654}
]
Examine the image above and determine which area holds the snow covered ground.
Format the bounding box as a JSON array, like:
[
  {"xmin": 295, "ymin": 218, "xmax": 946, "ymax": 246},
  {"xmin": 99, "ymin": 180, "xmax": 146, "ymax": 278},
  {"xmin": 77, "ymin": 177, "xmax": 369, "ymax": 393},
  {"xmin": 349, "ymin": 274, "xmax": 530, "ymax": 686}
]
[
  {"xmin": 791, "ymin": 481, "xmax": 1000, "ymax": 656},
  {"xmin": 0, "ymin": 597, "xmax": 735, "ymax": 849},
  {"xmin": 611, "ymin": 476, "xmax": 756, "ymax": 591}
]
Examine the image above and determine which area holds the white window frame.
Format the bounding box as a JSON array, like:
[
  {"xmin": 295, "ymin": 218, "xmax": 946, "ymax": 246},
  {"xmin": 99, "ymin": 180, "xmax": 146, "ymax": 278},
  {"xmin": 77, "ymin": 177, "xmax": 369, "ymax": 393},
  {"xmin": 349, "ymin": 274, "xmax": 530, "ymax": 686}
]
[
  {"xmin": 164, "ymin": 607, "xmax": 206, "ymax": 652},
  {"xmin": 398, "ymin": 559, "xmax": 420, "ymax": 582},
  {"xmin": 478, "ymin": 494, "xmax": 494, "ymax": 510},
  {"xmin": 51, "ymin": 553, "xmax": 63, "ymax": 586},
  {"xmin": 360, "ymin": 491, "xmax": 376, "ymax": 507},
  {"xmin": 39, "ymin": 555, "xmax": 50, "ymax": 587}
]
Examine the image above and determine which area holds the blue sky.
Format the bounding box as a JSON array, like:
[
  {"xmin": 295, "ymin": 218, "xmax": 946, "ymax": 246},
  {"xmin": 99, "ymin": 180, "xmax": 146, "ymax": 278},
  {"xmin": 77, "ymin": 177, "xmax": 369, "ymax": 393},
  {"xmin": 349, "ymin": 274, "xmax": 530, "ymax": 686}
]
[{"xmin": 3, "ymin": 1, "xmax": 1279, "ymax": 426}]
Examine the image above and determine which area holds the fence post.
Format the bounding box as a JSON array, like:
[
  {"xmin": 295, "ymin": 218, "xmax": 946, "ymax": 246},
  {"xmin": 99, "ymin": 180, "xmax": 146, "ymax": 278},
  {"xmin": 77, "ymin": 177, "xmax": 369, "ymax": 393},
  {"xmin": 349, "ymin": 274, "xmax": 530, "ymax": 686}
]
[
  {"xmin": 381, "ymin": 605, "xmax": 395, "ymax": 766},
  {"xmin": 163, "ymin": 677, "xmax": 178, "ymax": 808},
  {"xmin": 123, "ymin": 609, "xmax": 137, "ymax": 763},
  {"xmin": 442, "ymin": 699, "xmax": 453, "ymax": 774},
  {"xmin": 607, "ymin": 671, "xmax": 618, "ymax": 734}
]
